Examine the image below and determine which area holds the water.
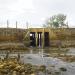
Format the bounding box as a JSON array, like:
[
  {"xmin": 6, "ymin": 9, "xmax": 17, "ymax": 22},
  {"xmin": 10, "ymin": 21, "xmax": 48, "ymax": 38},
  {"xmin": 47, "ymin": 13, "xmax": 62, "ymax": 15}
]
[
  {"xmin": 0, "ymin": 47, "xmax": 75, "ymax": 57},
  {"xmin": 0, "ymin": 47, "xmax": 75, "ymax": 63},
  {"xmin": 0, "ymin": 48, "xmax": 75, "ymax": 75},
  {"xmin": 67, "ymin": 48, "xmax": 75, "ymax": 55}
]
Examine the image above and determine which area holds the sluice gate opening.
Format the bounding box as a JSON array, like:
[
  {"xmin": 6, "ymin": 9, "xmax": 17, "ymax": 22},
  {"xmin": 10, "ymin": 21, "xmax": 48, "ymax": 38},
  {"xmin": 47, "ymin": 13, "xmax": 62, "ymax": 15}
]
[
  {"xmin": 44, "ymin": 32, "xmax": 49, "ymax": 47},
  {"xmin": 37, "ymin": 32, "xmax": 42, "ymax": 47},
  {"xmin": 30, "ymin": 32, "xmax": 36, "ymax": 46}
]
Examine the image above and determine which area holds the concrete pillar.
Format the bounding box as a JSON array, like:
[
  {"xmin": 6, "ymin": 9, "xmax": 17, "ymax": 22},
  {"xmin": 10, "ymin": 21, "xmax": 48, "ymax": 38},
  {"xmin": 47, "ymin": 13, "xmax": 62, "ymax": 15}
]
[
  {"xmin": 38, "ymin": 33, "xmax": 41, "ymax": 47},
  {"xmin": 42, "ymin": 28, "xmax": 44, "ymax": 48},
  {"xmin": 48, "ymin": 28, "xmax": 50, "ymax": 46},
  {"xmin": 35, "ymin": 32, "xmax": 38, "ymax": 47}
]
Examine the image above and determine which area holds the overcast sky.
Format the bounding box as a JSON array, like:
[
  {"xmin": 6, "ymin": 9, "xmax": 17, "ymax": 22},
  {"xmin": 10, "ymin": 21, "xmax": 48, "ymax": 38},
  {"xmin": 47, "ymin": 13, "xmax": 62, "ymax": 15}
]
[{"xmin": 0, "ymin": 0, "xmax": 75, "ymax": 28}]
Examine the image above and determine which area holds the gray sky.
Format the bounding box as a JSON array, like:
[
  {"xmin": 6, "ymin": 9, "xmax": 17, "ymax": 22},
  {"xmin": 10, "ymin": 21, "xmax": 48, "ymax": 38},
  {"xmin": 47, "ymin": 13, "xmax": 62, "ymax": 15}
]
[{"xmin": 0, "ymin": 0, "xmax": 75, "ymax": 28}]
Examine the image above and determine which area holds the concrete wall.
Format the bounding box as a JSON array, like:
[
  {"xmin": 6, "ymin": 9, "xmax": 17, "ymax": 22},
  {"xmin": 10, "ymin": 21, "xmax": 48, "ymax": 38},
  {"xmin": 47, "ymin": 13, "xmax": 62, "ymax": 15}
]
[
  {"xmin": 0, "ymin": 28, "xmax": 25, "ymax": 42},
  {"xmin": 0, "ymin": 28, "xmax": 75, "ymax": 47}
]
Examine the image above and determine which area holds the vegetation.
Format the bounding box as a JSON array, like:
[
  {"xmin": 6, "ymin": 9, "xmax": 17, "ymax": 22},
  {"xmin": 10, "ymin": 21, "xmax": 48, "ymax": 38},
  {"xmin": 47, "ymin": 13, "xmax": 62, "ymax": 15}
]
[
  {"xmin": 0, "ymin": 58, "xmax": 47, "ymax": 75},
  {"xmin": 43, "ymin": 14, "xmax": 68, "ymax": 28},
  {"xmin": 59, "ymin": 67, "xmax": 67, "ymax": 71}
]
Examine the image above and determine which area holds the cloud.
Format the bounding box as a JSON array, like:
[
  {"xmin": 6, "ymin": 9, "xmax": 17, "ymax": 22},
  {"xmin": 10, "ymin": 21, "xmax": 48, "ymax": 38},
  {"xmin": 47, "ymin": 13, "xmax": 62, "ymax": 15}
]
[
  {"xmin": 0, "ymin": 0, "xmax": 35, "ymax": 19},
  {"xmin": 0, "ymin": 0, "xmax": 37, "ymax": 28},
  {"xmin": 32, "ymin": 0, "xmax": 75, "ymax": 27},
  {"xmin": 0, "ymin": 0, "xmax": 75, "ymax": 28}
]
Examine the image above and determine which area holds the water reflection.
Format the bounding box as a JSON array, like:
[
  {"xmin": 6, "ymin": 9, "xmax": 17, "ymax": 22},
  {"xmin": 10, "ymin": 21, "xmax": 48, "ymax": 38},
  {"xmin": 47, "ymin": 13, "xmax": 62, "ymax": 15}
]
[
  {"xmin": 0, "ymin": 47, "xmax": 75, "ymax": 63},
  {"xmin": 0, "ymin": 47, "xmax": 73, "ymax": 55}
]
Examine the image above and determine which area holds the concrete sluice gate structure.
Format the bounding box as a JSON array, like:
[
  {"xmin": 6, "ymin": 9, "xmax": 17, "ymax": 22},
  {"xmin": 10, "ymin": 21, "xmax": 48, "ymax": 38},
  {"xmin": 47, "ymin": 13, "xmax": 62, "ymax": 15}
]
[
  {"xmin": 0, "ymin": 28, "xmax": 75, "ymax": 48},
  {"xmin": 29, "ymin": 28, "xmax": 75, "ymax": 47},
  {"xmin": 30, "ymin": 28, "xmax": 50, "ymax": 47}
]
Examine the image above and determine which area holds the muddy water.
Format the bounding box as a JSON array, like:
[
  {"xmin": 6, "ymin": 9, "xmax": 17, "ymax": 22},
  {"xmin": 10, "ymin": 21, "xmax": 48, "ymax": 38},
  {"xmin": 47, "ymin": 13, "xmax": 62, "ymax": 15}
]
[
  {"xmin": 0, "ymin": 48, "xmax": 74, "ymax": 62},
  {"xmin": 0, "ymin": 47, "xmax": 75, "ymax": 56},
  {"xmin": 0, "ymin": 48, "xmax": 75, "ymax": 75}
]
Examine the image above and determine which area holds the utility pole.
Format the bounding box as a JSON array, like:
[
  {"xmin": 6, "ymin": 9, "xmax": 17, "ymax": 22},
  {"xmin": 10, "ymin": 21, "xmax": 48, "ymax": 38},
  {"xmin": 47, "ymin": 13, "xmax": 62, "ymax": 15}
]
[
  {"xmin": 16, "ymin": 21, "xmax": 18, "ymax": 43},
  {"xmin": 66, "ymin": 22, "xmax": 69, "ymax": 28},
  {"xmin": 16, "ymin": 21, "xmax": 18, "ymax": 29},
  {"xmin": 7, "ymin": 20, "xmax": 9, "ymax": 28},
  {"xmin": 26, "ymin": 22, "xmax": 29, "ymax": 29}
]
